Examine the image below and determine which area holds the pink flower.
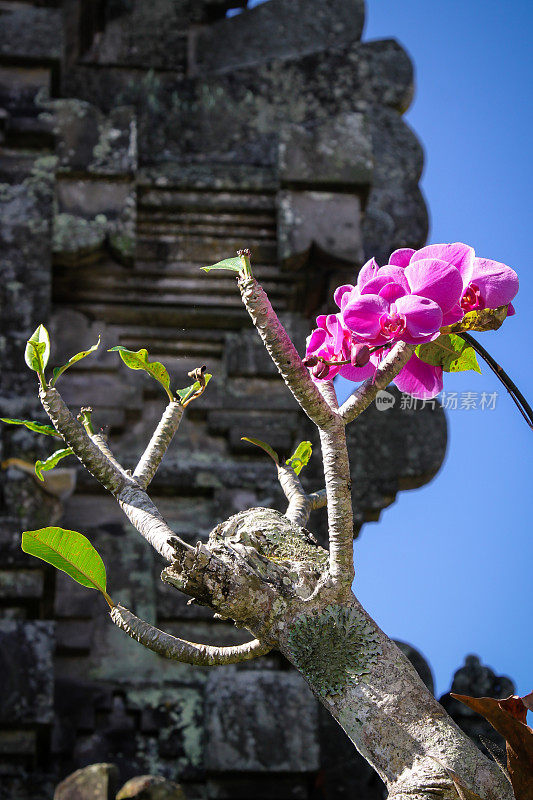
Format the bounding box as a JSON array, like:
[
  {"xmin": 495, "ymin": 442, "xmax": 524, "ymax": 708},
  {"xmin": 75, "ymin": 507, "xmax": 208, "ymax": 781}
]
[
  {"xmin": 304, "ymin": 243, "xmax": 518, "ymax": 400},
  {"xmin": 304, "ymin": 314, "xmax": 375, "ymax": 382},
  {"xmin": 389, "ymin": 242, "xmax": 519, "ymax": 317},
  {"xmin": 339, "ymin": 256, "xmax": 463, "ymax": 345}
]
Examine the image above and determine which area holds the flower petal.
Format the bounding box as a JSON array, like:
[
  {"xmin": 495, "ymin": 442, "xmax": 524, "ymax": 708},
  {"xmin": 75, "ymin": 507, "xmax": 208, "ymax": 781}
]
[
  {"xmin": 343, "ymin": 294, "xmax": 388, "ymax": 339},
  {"xmin": 411, "ymin": 242, "xmax": 475, "ymax": 276},
  {"xmin": 379, "ymin": 282, "xmax": 407, "ymax": 303},
  {"xmin": 306, "ymin": 327, "xmax": 326, "ymax": 355},
  {"xmin": 469, "ymin": 257, "xmax": 519, "ymax": 309},
  {"xmin": 325, "ymin": 314, "xmax": 344, "ymax": 353},
  {"xmin": 405, "ymin": 258, "xmax": 463, "ymax": 312},
  {"xmin": 334, "ymin": 284, "xmax": 354, "ymax": 309},
  {"xmin": 339, "ymin": 361, "xmax": 376, "ymax": 382},
  {"xmin": 441, "ymin": 303, "xmax": 464, "ymax": 326},
  {"xmin": 357, "ymin": 257, "xmax": 380, "ymax": 289},
  {"xmin": 389, "ymin": 248, "xmax": 415, "ymax": 268},
  {"xmin": 394, "ymin": 294, "xmax": 443, "ymax": 341},
  {"xmin": 394, "ymin": 354, "xmax": 443, "ymax": 399}
]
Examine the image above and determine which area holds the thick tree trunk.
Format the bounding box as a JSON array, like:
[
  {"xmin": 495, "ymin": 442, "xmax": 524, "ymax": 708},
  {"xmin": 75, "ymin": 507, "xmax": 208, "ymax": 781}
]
[
  {"xmin": 278, "ymin": 594, "xmax": 513, "ymax": 800},
  {"xmin": 163, "ymin": 507, "xmax": 513, "ymax": 800}
]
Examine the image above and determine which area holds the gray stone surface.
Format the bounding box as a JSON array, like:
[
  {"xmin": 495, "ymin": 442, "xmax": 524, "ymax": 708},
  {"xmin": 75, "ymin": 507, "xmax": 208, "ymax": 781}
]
[
  {"xmin": 54, "ymin": 763, "xmax": 119, "ymax": 800},
  {"xmin": 194, "ymin": 0, "xmax": 365, "ymax": 74},
  {"xmin": 0, "ymin": 620, "xmax": 55, "ymax": 725},
  {"xmin": 0, "ymin": 4, "xmax": 63, "ymax": 61},
  {"xmin": 205, "ymin": 671, "xmax": 319, "ymax": 772},
  {"xmin": 278, "ymin": 190, "xmax": 364, "ymax": 266},
  {"xmin": 279, "ymin": 114, "xmax": 373, "ymax": 187}
]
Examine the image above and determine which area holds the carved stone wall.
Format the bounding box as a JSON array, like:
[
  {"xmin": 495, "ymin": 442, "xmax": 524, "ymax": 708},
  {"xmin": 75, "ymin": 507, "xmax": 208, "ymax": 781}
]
[{"xmin": 0, "ymin": 2, "xmax": 508, "ymax": 799}]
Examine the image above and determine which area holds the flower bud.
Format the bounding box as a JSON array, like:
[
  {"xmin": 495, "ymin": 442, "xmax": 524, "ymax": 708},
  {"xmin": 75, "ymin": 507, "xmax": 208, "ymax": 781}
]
[
  {"xmin": 312, "ymin": 361, "xmax": 330, "ymax": 380},
  {"xmin": 355, "ymin": 345, "xmax": 370, "ymax": 367},
  {"xmin": 303, "ymin": 355, "xmax": 319, "ymax": 368}
]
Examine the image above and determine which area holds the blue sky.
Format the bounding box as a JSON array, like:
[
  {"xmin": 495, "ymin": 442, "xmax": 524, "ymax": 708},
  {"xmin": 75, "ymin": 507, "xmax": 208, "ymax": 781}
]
[
  {"xmin": 242, "ymin": 0, "xmax": 533, "ymax": 699},
  {"xmin": 354, "ymin": 0, "xmax": 533, "ymax": 700}
]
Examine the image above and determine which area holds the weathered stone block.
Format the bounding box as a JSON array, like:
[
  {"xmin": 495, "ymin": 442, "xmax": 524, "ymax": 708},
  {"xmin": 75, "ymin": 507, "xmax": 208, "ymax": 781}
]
[
  {"xmin": 194, "ymin": 0, "xmax": 365, "ymax": 74},
  {"xmin": 279, "ymin": 113, "xmax": 373, "ymax": 188},
  {"xmin": 40, "ymin": 100, "xmax": 137, "ymax": 176},
  {"xmin": 0, "ymin": 620, "xmax": 55, "ymax": 725},
  {"xmin": 0, "ymin": 5, "xmax": 63, "ymax": 61},
  {"xmin": 54, "ymin": 763, "xmax": 119, "ymax": 800},
  {"xmin": 0, "ymin": 65, "xmax": 51, "ymax": 116},
  {"xmin": 0, "ymin": 729, "xmax": 36, "ymax": 756},
  {"xmin": 0, "ymin": 569, "xmax": 44, "ymax": 600},
  {"xmin": 278, "ymin": 190, "xmax": 363, "ymax": 266},
  {"xmin": 80, "ymin": 0, "xmax": 189, "ymax": 71},
  {"xmin": 125, "ymin": 685, "xmax": 204, "ymax": 772},
  {"xmin": 205, "ymin": 671, "xmax": 319, "ymax": 772}
]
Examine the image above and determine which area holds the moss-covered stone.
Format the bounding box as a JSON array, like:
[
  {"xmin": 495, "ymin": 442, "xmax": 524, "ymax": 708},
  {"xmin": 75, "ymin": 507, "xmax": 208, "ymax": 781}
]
[{"xmin": 287, "ymin": 605, "xmax": 381, "ymax": 697}]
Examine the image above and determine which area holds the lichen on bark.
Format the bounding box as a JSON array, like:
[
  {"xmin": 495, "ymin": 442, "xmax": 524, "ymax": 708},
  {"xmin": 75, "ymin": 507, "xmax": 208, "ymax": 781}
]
[{"xmin": 286, "ymin": 604, "xmax": 381, "ymax": 697}]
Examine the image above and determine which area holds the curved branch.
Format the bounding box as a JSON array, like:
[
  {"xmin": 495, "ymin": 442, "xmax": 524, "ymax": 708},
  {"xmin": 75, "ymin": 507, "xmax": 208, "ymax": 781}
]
[
  {"xmin": 238, "ymin": 276, "xmax": 336, "ymax": 428},
  {"xmin": 277, "ymin": 464, "xmax": 309, "ymax": 527},
  {"xmin": 133, "ymin": 401, "xmax": 184, "ymax": 488},
  {"xmin": 39, "ymin": 387, "xmax": 191, "ymax": 562},
  {"xmin": 339, "ymin": 342, "xmax": 415, "ymax": 425},
  {"xmin": 308, "ymin": 488, "xmax": 327, "ymax": 511},
  {"xmin": 277, "ymin": 464, "xmax": 327, "ymax": 527},
  {"xmin": 111, "ymin": 604, "xmax": 271, "ymax": 665}
]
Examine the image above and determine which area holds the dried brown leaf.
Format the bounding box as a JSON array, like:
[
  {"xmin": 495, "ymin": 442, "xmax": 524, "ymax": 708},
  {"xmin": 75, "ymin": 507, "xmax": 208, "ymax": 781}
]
[{"xmin": 451, "ymin": 693, "xmax": 533, "ymax": 800}]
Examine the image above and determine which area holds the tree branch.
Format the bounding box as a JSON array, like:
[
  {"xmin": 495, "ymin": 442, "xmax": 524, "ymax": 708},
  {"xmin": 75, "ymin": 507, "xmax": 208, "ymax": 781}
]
[
  {"xmin": 308, "ymin": 488, "xmax": 327, "ymax": 511},
  {"xmin": 39, "ymin": 387, "xmax": 191, "ymax": 562},
  {"xmin": 238, "ymin": 276, "xmax": 336, "ymax": 429},
  {"xmin": 110, "ymin": 604, "xmax": 271, "ymax": 665},
  {"xmin": 90, "ymin": 432, "xmax": 126, "ymax": 473},
  {"xmin": 277, "ymin": 464, "xmax": 309, "ymax": 526},
  {"xmin": 316, "ymin": 381, "xmax": 354, "ymax": 590},
  {"xmin": 339, "ymin": 342, "xmax": 415, "ymax": 425},
  {"xmin": 133, "ymin": 401, "xmax": 184, "ymax": 488},
  {"xmin": 277, "ymin": 465, "xmax": 327, "ymax": 527}
]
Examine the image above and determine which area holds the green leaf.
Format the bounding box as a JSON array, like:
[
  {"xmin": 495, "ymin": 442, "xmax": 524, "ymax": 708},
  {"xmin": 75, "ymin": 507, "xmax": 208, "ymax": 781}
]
[
  {"xmin": 286, "ymin": 441, "xmax": 313, "ymax": 475},
  {"xmin": 25, "ymin": 324, "xmax": 50, "ymax": 373},
  {"xmin": 21, "ymin": 526, "xmax": 113, "ymax": 605},
  {"xmin": 241, "ymin": 436, "xmax": 279, "ymax": 465},
  {"xmin": 0, "ymin": 418, "xmax": 61, "ymax": 438},
  {"xmin": 175, "ymin": 373, "xmax": 212, "ymax": 403},
  {"xmin": 108, "ymin": 346, "xmax": 172, "ymax": 399},
  {"xmin": 51, "ymin": 336, "xmax": 101, "ymax": 386},
  {"xmin": 201, "ymin": 257, "xmax": 243, "ymax": 273},
  {"xmin": 416, "ymin": 334, "xmax": 481, "ymax": 374},
  {"xmin": 35, "ymin": 447, "xmax": 73, "ymax": 481}
]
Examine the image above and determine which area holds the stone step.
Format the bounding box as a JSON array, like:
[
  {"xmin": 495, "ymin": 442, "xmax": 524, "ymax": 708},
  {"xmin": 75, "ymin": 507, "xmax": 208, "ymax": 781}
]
[
  {"xmin": 137, "ymin": 220, "xmax": 276, "ymax": 239},
  {"xmin": 138, "ymin": 190, "xmax": 276, "ymax": 212},
  {"xmin": 54, "ymin": 267, "xmax": 293, "ymax": 301},
  {"xmin": 53, "ymin": 286, "xmax": 261, "ymax": 309},
  {"xmin": 62, "ymin": 302, "xmax": 250, "ymax": 330},
  {"xmin": 135, "ymin": 235, "xmax": 278, "ymax": 265},
  {"xmin": 132, "ymin": 260, "xmax": 286, "ymax": 279},
  {"xmin": 137, "ymin": 210, "xmax": 276, "ymax": 227}
]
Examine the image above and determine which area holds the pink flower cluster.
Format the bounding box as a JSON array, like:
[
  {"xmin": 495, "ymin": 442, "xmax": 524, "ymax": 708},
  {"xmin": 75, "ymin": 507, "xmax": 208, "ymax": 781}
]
[{"xmin": 304, "ymin": 242, "xmax": 519, "ymax": 399}]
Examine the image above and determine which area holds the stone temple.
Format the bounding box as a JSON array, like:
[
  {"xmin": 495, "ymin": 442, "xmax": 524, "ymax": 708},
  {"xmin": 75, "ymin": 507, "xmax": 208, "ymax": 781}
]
[{"xmin": 0, "ymin": 1, "xmax": 514, "ymax": 798}]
